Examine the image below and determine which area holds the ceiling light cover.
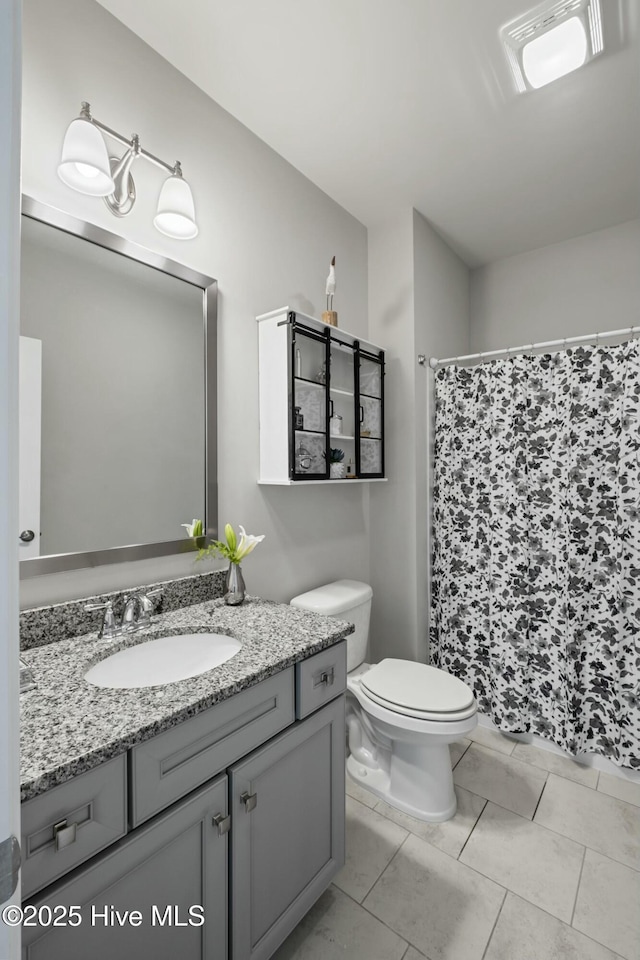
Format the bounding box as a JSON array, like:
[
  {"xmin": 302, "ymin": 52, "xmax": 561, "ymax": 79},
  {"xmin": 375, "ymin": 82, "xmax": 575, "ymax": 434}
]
[
  {"xmin": 57, "ymin": 118, "xmax": 115, "ymax": 196},
  {"xmin": 522, "ymin": 16, "xmax": 587, "ymax": 88},
  {"xmin": 154, "ymin": 175, "xmax": 198, "ymax": 240},
  {"xmin": 501, "ymin": 0, "xmax": 603, "ymax": 94}
]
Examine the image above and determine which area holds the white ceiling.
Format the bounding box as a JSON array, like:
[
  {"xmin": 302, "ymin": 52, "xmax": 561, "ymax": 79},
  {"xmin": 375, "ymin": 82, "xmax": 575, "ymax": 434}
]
[{"xmin": 96, "ymin": 0, "xmax": 640, "ymax": 267}]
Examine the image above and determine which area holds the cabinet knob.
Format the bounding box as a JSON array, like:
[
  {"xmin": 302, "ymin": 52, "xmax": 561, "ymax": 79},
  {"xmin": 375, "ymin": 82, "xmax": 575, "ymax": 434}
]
[
  {"xmin": 240, "ymin": 791, "xmax": 258, "ymax": 813},
  {"xmin": 212, "ymin": 813, "xmax": 231, "ymax": 836},
  {"xmin": 19, "ymin": 530, "xmax": 35, "ymax": 543}
]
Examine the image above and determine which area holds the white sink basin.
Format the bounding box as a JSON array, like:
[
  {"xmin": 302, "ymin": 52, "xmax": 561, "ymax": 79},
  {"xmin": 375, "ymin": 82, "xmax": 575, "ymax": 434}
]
[{"xmin": 84, "ymin": 633, "xmax": 242, "ymax": 689}]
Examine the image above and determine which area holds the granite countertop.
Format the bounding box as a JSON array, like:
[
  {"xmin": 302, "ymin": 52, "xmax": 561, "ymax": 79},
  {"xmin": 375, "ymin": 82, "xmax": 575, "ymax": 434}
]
[{"xmin": 20, "ymin": 596, "xmax": 353, "ymax": 803}]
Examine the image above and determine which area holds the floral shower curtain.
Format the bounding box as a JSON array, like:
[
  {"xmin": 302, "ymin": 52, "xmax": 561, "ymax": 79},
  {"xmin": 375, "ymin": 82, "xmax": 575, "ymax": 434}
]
[{"xmin": 430, "ymin": 341, "xmax": 640, "ymax": 769}]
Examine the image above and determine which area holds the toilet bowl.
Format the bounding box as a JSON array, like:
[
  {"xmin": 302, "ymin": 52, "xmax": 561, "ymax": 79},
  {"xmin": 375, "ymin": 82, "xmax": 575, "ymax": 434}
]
[{"xmin": 290, "ymin": 580, "xmax": 477, "ymax": 823}]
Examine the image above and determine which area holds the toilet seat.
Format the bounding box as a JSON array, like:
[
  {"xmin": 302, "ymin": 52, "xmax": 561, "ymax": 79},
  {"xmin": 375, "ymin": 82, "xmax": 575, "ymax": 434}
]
[{"xmin": 360, "ymin": 659, "xmax": 476, "ymax": 722}]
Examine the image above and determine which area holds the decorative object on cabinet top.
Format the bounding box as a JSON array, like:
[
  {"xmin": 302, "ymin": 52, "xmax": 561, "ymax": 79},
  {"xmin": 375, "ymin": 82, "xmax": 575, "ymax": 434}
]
[
  {"xmin": 197, "ymin": 522, "xmax": 266, "ymax": 606},
  {"xmin": 323, "ymin": 255, "xmax": 338, "ymax": 327},
  {"xmin": 257, "ymin": 307, "xmax": 387, "ymax": 485},
  {"xmin": 19, "ymin": 596, "xmax": 353, "ymax": 802}
]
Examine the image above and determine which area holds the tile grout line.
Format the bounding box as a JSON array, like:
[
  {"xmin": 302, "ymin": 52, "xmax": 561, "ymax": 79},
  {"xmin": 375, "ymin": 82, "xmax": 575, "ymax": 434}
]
[
  {"xmin": 355, "ymin": 854, "xmax": 444, "ymax": 960},
  {"xmin": 569, "ymin": 844, "xmax": 587, "ymax": 928},
  {"xmin": 349, "ymin": 828, "xmax": 412, "ymax": 906},
  {"xmin": 530, "ymin": 774, "xmax": 549, "ymax": 820},
  {"xmin": 451, "ymin": 740, "xmax": 472, "ymax": 769},
  {"xmin": 469, "ymin": 738, "xmax": 612, "ymax": 793},
  {"xmin": 470, "ymin": 732, "xmax": 640, "ymax": 790},
  {"xmin": 480, "ymin": 887, "xmax": 508, "ymax": 960},
  {"xmin": 334, "ymin": 834, "xmax": 424, "ymax": 953},
  {"xmin": 364, "ymin": 776, "xmax": 640, "ymax": 877},
  {"xmin": 456, "ymin": 796, "xmax": 488, "ymax": 861},
  {"xmin": 334, "ymin": 883, "xmax": 414, "ymax": 957}
]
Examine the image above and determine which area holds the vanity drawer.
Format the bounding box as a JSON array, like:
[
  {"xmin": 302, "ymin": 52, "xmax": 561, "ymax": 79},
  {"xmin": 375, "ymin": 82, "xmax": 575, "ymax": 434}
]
[
  {"xmin": 130, "ymin": 667, "xmax": 295, "ymax": 827},
  {"xmin": 295, "ymin": 642, "xmax": 347, "ymax": 719},
  {"xmin": 21, "ymin": 754, "xmax": 127, "ymax": 899}
]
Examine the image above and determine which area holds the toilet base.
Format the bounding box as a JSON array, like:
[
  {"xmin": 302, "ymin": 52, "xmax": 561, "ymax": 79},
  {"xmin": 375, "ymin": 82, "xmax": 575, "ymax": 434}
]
[{"xmin": 346, "ymin": 752, "xmax": 457, "ymax": 823}]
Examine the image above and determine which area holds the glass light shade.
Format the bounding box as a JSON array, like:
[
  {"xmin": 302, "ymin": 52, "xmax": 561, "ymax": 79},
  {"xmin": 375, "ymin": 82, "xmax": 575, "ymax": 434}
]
[
  {"xmin": 154, "ymin": 175, "xmax": 198, "ymax": 240},
  {"xmin": 57, "ymin": 118, "xmax": 115, "ymax": 196},
  {"xmin": 522, "ymin": 17, "xmax": 588, "ymax": 89}
]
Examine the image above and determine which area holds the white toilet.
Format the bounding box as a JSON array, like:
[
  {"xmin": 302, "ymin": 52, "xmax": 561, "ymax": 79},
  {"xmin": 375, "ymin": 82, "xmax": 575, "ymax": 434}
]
[{"xmin": 290, "ymin": 579, "xmax": 477, "ymax": 822}]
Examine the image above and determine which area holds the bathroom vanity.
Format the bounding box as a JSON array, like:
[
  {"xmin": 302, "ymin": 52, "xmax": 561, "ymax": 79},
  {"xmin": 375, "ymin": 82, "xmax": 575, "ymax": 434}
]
[{"xmin": 19, "ymin": 593, "xmax": 349, "ymax": 960}]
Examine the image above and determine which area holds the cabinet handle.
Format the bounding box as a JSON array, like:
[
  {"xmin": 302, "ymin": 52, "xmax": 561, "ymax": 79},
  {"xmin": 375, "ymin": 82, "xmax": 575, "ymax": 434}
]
[
  {"xmin": 359, "ymin": 405, "xmax": 364, "ymax": 423},
  {"xmin": 212, "ymin": 813, "xmax": 231, "ymax": 836},
  {"xmin": 240, "ymin": 791, "xmax": 258, "ymax": 813},
  {"xmin": 314, "ymin": 668, "xmax": 335, "ymax": 688},
  {"xmin": 53, "ymin": 819, "xmax": 77, "ymax": 852},
  {"xmin": 329, "ymin": 399, "xmax": 334, "ymax": 417}
]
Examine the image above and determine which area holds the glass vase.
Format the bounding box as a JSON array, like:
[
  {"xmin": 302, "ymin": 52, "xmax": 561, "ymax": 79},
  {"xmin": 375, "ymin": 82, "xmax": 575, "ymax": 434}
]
[{"xmin": 224, "ymin": 562, "xmax": 246, "ymax": 606}]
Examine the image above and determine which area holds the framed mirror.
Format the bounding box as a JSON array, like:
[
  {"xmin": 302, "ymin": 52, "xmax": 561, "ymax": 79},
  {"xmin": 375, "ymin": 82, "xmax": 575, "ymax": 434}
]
[{"xmin": 19, "ymin": 196, "xmax": 217, "ymax": 578}]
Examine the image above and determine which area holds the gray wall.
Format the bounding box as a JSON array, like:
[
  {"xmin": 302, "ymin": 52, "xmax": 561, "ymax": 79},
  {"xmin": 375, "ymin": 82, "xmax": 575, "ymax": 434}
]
[
  {"xmin": 21, "ymin": 0, "xmax": 369, "ymax": 607},
  {"xmin": 470, "ymin": 219, "xmax": 640, "ymax": 351},
  {"xmin": 368, "ymin": 210, "xmax": 468, "ymax": 664},
  {"xmin": 413, "ymin": 210, "xmax": 469, "ymax": 663},
  {"xmin": 21, "ymin": 217, "xmax": 205, "ymax": 556}
]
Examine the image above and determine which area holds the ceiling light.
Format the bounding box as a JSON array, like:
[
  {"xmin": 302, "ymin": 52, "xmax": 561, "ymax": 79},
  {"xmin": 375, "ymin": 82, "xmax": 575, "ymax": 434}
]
[
  {"xmin": 522, "ymin": 17, "xmax": 587, "ymax": 88},
  {"xmin": 501, "ymin": 0, "xmax": 604, "ymax": 94},
  {"xmin": 58, "ymin": 102, "xmax": 198, "ymax": 240}
]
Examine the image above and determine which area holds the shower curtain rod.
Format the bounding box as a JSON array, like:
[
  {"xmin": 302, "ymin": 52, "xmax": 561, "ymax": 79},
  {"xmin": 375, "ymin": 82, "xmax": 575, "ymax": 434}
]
[{"xmin": 428, "ymin": 324, "xmax": 640, "ymax": 370}]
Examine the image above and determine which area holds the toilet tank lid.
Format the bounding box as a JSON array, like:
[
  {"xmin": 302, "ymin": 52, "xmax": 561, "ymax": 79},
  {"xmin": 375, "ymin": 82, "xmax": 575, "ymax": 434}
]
[{"xmin": 290, "ymin": 580, "xmax": 372, "ymax": 615}]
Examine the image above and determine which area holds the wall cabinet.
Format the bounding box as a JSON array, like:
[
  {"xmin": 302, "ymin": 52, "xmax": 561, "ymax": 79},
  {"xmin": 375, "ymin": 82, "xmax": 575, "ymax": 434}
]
[
  {"xmin": 22, "ymin": 644, "xmax": 347, "ymax": 960},
  {"xmin": 257, "ymin": 308, "xmax": 385, "ymax": 484}
]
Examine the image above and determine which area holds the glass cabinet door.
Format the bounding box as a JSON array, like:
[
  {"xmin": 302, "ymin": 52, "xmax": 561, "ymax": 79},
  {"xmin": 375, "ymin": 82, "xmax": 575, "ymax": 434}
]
[
  {"xmin": 328, "ymin": 340, "xmax": 356, "ymax": 479},
  {"xmin": 290, "ymin": 326, "xmax": 329, "ymax": 479},
  {"xmin": 356, "ymin": 349, "xmax": 384, "ymax": 478}
]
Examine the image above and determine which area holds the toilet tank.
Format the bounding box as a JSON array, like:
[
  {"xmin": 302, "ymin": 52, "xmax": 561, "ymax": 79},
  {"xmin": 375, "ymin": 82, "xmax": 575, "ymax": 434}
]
[{"xmin": 290, "ymin": 580, "xmax": 373, "ymax": 672}]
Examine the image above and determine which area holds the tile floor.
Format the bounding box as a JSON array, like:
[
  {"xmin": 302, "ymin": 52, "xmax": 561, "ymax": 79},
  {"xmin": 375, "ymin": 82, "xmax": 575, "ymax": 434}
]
[{"xmin": 272, "ymin": 729, "xmax": 640, "ymax": 960}]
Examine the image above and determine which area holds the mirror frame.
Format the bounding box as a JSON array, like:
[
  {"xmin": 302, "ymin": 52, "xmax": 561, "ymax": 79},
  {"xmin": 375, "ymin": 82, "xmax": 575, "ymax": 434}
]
[{"xmin": 20, "ymin": 195, "xmax": 217, "ymax": 579}]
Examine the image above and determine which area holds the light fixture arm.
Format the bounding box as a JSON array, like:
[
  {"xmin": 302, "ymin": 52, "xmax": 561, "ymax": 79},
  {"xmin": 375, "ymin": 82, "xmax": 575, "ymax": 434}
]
[{"xmin": 80, "ymin": 102, "xmax": 180, "ymax": 177}]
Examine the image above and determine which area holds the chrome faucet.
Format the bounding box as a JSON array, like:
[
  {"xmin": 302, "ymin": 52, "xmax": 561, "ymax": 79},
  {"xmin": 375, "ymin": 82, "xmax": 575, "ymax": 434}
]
[
  {"xmin": 121, "ymin": 588, "xmax": 163, "ymax": 633},
  {"xmin": 85, "ymin": 588, "xmax": 162, "ymax": 639}
]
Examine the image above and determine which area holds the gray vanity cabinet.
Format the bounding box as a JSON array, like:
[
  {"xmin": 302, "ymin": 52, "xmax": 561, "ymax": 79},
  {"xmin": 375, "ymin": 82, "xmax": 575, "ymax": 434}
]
[
  {"xmin": 22, "ymin": 773, "xmax": 228, "ymax": 960},
  {"xmin": 230, "ymin": 696, "xmax": 345, "ymax": 960},
  {"xmin": 22, "ymin": 644, "xmax": 347, "ymax": 960}
]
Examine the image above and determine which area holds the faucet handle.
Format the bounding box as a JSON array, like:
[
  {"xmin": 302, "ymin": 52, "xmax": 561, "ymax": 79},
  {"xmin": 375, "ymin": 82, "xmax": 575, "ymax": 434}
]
[
  {"xmin": 138, "ymin": 588, "xmax": 163, "ymax": 623},
  {"xmin": 84, "ymin": 601, "xmax": 119, "ymax": 640}
]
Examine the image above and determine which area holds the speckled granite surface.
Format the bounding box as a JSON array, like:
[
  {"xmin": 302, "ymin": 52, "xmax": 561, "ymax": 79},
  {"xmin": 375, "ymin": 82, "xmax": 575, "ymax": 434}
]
[
  {"xmin": 20, "ymin": 569, "xmax": 227, "ymax": 650},
  {"xmin": 20, "ymin": 596, "xmax": 352, "ymax": 803}
]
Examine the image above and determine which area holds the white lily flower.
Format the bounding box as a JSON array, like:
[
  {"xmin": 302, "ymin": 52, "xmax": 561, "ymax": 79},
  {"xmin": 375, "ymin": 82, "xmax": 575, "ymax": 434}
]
[
  {"xmin": 182, "ymin": 519, "xmax": 203, "ymax": 538},
  {"xmin": 235, "ymin": 525, "xmax": 265, "ymax": 561}
]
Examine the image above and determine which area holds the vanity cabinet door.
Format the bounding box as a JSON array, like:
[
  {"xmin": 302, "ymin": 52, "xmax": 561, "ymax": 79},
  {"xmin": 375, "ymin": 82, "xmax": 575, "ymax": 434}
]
[
  {"xmin": 229, "ymin": 696, "xmax": 345, "ymax": 960},
  {"xmin": 22, "ymin": 774, "xmax": 228, "ymax": 960}
]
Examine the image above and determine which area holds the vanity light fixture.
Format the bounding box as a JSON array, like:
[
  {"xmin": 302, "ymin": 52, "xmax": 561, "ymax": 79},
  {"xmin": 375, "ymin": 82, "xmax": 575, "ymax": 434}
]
[
  {"xmin": 57, "ymin": 102, "xmax": 198, "ymax": 239},
  {"xmin": 501, "ymin": 0, "xmax": 603, "ymax": 93}
]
